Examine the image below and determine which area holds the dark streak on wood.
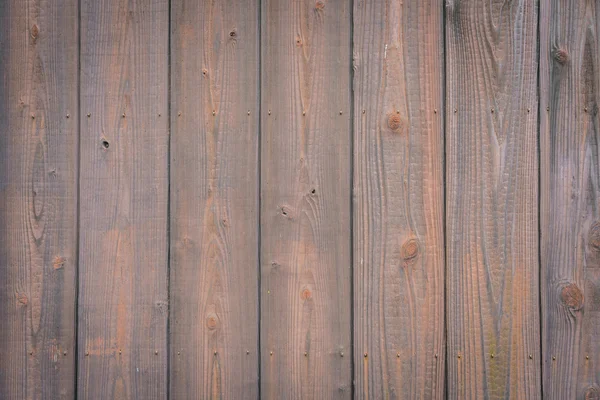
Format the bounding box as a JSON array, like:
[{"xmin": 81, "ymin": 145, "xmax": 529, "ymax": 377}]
[{"xmin": 0, "ymin": 0, "xmax": 78, "ymax": 398}]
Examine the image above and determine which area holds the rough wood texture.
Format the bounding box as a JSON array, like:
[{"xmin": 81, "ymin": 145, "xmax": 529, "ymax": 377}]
[
  {"xmin": 540, "ymin": 1, "xmax": 600, "ymax": 398},
  {"xmin": 78, "ymin": 0, "xmax": 169, "ymax": 398},
  {"xmin": 445, "ymin": 0, "xmax": 541, "ymax": 398},
  {"xmin": 0, "ymin": 1, "xmax": 78, "ymax": 398},
  {"xmin": 169, "ymin": 0, "xmax": 260, "ymax": 398},
  {"xmin": 352, "ymin": 0, "xmax": 445, "ymax": 398},
  {"xmin": 260, "ymin": 0, "xmax": 352, "ymax": 397}
]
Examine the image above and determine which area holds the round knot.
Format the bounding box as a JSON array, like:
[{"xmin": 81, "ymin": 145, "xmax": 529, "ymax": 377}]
[
  {"xmin": 554, "ymin": 48, "xmax": 569, "ymax": 65},
  {"xmin": 206, "ymin": 314, "xmax": 219, "ymax": 330},
  {"xmin": 560, "ymin": 283, "xmax": 583, "ymax": 310},
  {"xmin": 387, "ymin": 113, "xmax": 403, "ymax": 132},
  {"xmin": 401, "ymin": 239, "xmax": 420, "ymax": 263},
  {"xmin": 589, "ymin": 222, "xmax": 600, "ymax": 251},
  {"xmin": 585, "ymin": 386, "xmax": 600, "ymax": 400},
  {"xmin": 301, "ymin": 288, "xmax": 312, "ymax": 300}
]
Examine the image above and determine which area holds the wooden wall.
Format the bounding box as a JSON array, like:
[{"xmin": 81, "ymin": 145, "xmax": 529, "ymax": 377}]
[{"xmin": 1, "ymin": 0, "xmax": 599, "ymax": 399}]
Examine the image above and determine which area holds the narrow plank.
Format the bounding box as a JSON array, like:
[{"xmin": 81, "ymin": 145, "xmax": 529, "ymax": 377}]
[
  {"xmin": 78, "ymin": 0, "xmax": 169, "ymax": 398},
  {"xmin": 169, "ymin": 0, "xmax": 260, "ymax": 398},
  {"xmin": 540, "ymin": 1, "xmax": 600, "ymax": 398},
  {"xmin": 0, "ymin": 1, "xmax": 78, "ymax": 398},
  {"xmin": 260, "ymin": 0, "xmax": 352, "ymax": 397},
  {"xmin": 445, "ymin": 0, "xmax": 541, "ymax": 398},
  {"xmin": 352, "ymin": 0, "xmax": 445, "ymax": 398}
]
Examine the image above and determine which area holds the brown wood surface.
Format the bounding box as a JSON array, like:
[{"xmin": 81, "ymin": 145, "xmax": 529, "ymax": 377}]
[
  {"xmin": 445, "ymin": 0, "xmax": 541, "ymax": 398},
  {"xmin": 540, "ymin": 1, "xmax": 600, "ymax": 398},
  {"xmin": 352, "ymin": 0, "xmax": 445, "ymax": 398},
  {"xmin": 169, "ymin": 0, "xmax": 260, "ymax": 398},
  {"xmin": 260, "ymin": 0, "xmax": 352, "ymax": 398},
  {"xmin": 0, "ymin": 1, "xmax": 78, "ymax": 399},
  {"xmin": 78, "ymin": 0, "xmax": 169, "ymax": 398}
]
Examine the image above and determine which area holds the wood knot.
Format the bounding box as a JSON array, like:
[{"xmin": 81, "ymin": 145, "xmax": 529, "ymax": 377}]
[
  {"xmin": 229, "ymin": 30, "xmax": 237, "ymax": 38},
  {"xmin": 401, "ymin": 239, "xmax": 420, "ymax": 263},
  {"xmin": 280, "ymin": 205, "xmax": 293, "ymax": 218},
  {"xmin": 202, "ymin": 68, "xmax": 208, "ymax": 77},
  {"xmin": 560, "ymin": 283, "xmax": 583, "ymax": 310},
  {"xmin": 315, "ymin": 1, "xmax": 325, "ymax": 9},
  {"xmin": 553, "ymin": 48, "xmax": 569, "ymax": 65},
  {"xmin": 296, "ymin": 37, "xmax": 303, "ymax": 47},
  {"xmin": 53, "ymin": 256, "xmax": 66, "ymax": 270},
  {"xmin": 589, "ymin": 222, "xmax": 600, "ymax": 251},
  {"xmin": 206, "ymin": 314, "xmax": 219, "ymax": 330},
  {"xmin": 387, "ymin": 113, "xmax": 403, "ymax": 132},
  {"xmin": 585, "ymin": 386, "xmax": 600, "ymax": 400},
  {"xmin": 16, "ymin": 292, "xmax": 28, "ymax": 305},
  {"xmin": 301, "ymin": 288, "xmax": 312, "ymax": 300},
  {"xmin": 31, "ymin": 24, "xmax": 39, "ymax": 41}
]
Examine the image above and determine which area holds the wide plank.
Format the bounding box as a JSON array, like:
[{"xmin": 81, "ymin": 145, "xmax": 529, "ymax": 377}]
[
  {"xmin": 78, "ymin": 0, "xmax": 169, "ymax": 398},
  {"xmin": 0, "ymin": 1, "xmax": 78, "ymax": 398},
  {"xmin": 169, "ymin": 0, "xmax": 260, "ymax": 398},
  {"xmin": 352, "ymin": 0, "xmax": 445, "ymax": 398},
  {"xmin": 445, "ymin": 0, "xmax": 541, "ymax": 398},
  {"xmin": 260, "ymin": 0, "xmax": 352, "ymax": 397},
  {"xmin": 540, "ymin": 1, "xmax": 600, "ymax": 398}
]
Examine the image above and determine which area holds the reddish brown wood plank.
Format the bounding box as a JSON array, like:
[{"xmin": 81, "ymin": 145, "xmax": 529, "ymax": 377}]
[
  {"xmin": 0, "ymin": 1, "xmax": 78, "ymax": 398},
  {"xmin": 78, "ymin": 1, "xmax": 169, "ymax": 398},
  {"xmin": 352, "ymin": 0, "xmax": 445, "ymax": 398},
  {"xmin": 260, "ymin": 0, "xmax": 352, "ymax": 397},
  {"xmin": 169, "ymin": 0, "xmax": 260, "ymax": 398},
  {"xmin": 540, "ymin": 1, "xmax": 600, "ymax": 398},
  {"xmin": 446, "ymin": 0, "xmax": 541, "ymax": 398}
]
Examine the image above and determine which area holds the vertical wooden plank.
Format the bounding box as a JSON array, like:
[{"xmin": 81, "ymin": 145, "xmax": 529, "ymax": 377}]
[
  {"xmin": 352, "ymin": 0, "xmax": 445, "ymax": 398},
  {"xmin": 260, "ymin": 0, "xmax": 352, "ymax": 397},
  {"xmin": 78, "ymin": 0, "xmax": 169, "ymax": 398},
  {"xmin": 169, "ymin": 0, "xmax": 260, "ymax": 398},
  {"xmin": 0, "ymin": 0, "xmax": 78, "ymax": 398},
  {"xmin": 445, "ymin": 0, "xmax": 541, "ymax": 398},
  {"xmin": 540, "ymin": 1, "xmax": 600, "ymax": 398}
]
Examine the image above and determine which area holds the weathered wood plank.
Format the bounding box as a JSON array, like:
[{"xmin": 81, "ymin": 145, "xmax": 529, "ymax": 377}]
[
  {"xmin": 352, "ymin": 0, "xmax": 445, "ymax": 398},
  {"xmin": 260, "ymin": 0, "xmax": 352, "ymax": 397},
  {"xmin": 445, "ymin": 0, "xmax": 541, "ymax": 398},
  {"xmin": 540, "ymin": 1, "xmax": 600, "ymax": 398},
  {"xmin": 169, "ymin": 0, "xmax": 260, "ymax": 398},
  {"xmin": 0, "ymin": 1, "xmax": 78, "ymax": 398},
  {"xmin": 78, "ymin": 1, "xmax": 169, "ymax": 398}
]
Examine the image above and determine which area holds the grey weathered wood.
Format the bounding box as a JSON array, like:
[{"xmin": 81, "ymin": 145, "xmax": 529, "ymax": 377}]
[
  {"xmin": 540, "ymin": 1, "xmax": 600, "ymax": 398},
  {"xmin": 169, "ymin": 0, "xmax": 260, "ymax": 398},
  {"xmin": 260, "ymin": 0, "xmax": 352, "ymax": 397},
  {"xmin": 446, "ymin": 0, "xmax": 541, "ymax": 398},
  {"xmin": 0, "ymin": 1, "xmax": 78, "ymax": 398},
  {"xmin": 352, "ymin": 0, "xmax": 445, "ymax": 398},
  {"xmin": 78, "ymin": 0, "xmax": 169, "ymax": 398}
]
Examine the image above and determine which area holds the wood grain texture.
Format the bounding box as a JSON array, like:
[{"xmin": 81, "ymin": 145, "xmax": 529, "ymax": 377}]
[
  {"xmin": 78, "ymin": 0, "xmax": 169, "ymax": 398},
  {"xmin": 540, "ymin": 1, "xmax": 600, "ymax": 398},
  {"xmin": 260, "ymin": 0, "xmax": 352, "ymax": 397},
  {"xmin": 0, "ymin": 0, "xmax": 78, "ymax": 398},
  {"xmin": 352, "ymin": 0, "xmax": 445, "ymax": 398},
  {"xmin": 445, "ymin": 0, "xmax": 541, "ymax": 398},
  {"xmin": 169, "ymin": 0, "xmax": 260, "ymax": 398}
]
